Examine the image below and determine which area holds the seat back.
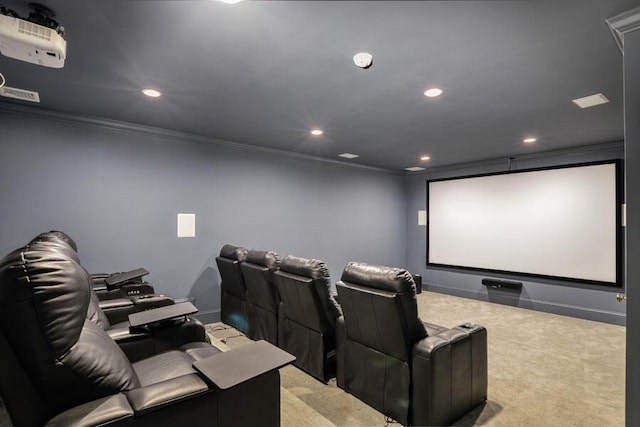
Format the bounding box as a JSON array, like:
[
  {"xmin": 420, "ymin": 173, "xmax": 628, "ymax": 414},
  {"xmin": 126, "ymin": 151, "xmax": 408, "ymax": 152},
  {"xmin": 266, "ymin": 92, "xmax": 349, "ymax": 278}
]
[
  {"xmin": 275, "ymin": 255, "xmax": 340, "ymax": 334},
  {"xmin": 336, "ymin": 262, "xmax": 426, "ymax": 424},
  {"xmin": 28, "ymin": 236, "xmax": 114, "ymax": 331},
  {"xmin": 216, "ymin": 244, "xmax": 249, "ymax": 332},
  {"xmin": 0, "ymin": 244, "xmax": 139, "ymax": 426},
  {"xmin": 241, "ymin": 250, "xmax": 280, "ymax": 343},
  {"xmin": 337, "ymin": 262, "xmax": 426, "ymax": 363},
  {"xmin": 242, "ymin": 250, "xmax": 280, "ymax": 313},
  {"xmin": 215, "ymin": 244, "xmax": 248, "ymax": 300},
  {"xmin": 274, "ymin": 255, "xmax": 341, "ymax": 381}
]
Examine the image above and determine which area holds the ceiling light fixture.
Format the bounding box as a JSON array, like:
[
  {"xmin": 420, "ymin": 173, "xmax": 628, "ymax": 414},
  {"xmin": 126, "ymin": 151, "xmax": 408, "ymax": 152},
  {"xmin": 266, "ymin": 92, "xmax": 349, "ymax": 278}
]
[
  {"xmin": 310, "ymin": 129, "xmax": 323, "ymax": 136},
  {"xmin": 142, "ymin": 88, "xmax": 162, "ymax": 98},
  {"xmin": 420, "ymin": 155, "xmax": 431, "ymax": 161},
  {"xmin": 405, "ymin": 167, "xmax": 426, "ymax": 172},
  {"xmin": 353, "ymin": 52, "xmax": 373, "ymax": 69},
  {"xmin": 424, "ymin": 87, "xmax": 443, "ymax": 98},
  {"xmin": 572, "ymin": 93, "xmax": 609, "ymax": 109},
  {"xmin": 339, "ymin": 153, "xmax": 359, "ymax": 159},
  {"xmin": 523, "ymin": 137, "xmax": 537, "ymax": 143},
  {"xmin": 217, "ymin": 0, "xmax": 243, "ymax": 4}
]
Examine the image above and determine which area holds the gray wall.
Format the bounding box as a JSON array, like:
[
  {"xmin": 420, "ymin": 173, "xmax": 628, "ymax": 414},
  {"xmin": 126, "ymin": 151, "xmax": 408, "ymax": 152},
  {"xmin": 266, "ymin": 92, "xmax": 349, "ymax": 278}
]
[
  {"xmin": 0, "ymin": 110, "xmax": 407, "ymax": 322},
  {"xmin": 625, "ymin": 27, "xmax": 640, "ymax": 427},
  {"xmin": 405, "ymin": 142, "xmax": 626, "ymax": 325}
]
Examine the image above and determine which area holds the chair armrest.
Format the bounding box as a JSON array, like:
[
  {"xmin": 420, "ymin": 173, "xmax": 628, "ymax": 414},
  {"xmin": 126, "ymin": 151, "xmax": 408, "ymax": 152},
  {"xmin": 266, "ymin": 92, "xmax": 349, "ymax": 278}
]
[
  {"xmin": 412, "ymin": 325, "xmax": 487, "ymax": 426},
  {"xmin": 99, "ymin": 298, "xmax": 136, "ymax": 324},
  {"xmin": 335, "ymin": 316, "xmax": 347, "ymax": 389},
  {"xmin": 411, "ymin": 332, "xmax": 459, "ymax": 427},
  {"xmin": 130, "ymin": 294, "xmax": 174, "ymax": 310},
  {"xmin": 125, "ymin": 374, "xmax": 209, "ymax": 415},
  {"xmin": 128, "ymin": 302, "xmax": 198, "ymax": 328},
  {"xmin": 45, "ymin": 394, "xmax": 134, "ymax": 426},
  {"xmin": 108, "ymin": 326, "xmax": 148, "ymax": 342}
]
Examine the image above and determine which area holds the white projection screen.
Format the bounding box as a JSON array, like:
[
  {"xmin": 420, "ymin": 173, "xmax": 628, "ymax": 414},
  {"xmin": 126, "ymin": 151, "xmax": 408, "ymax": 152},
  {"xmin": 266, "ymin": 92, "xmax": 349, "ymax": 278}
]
[{"xmin": 427, "ymin": 161, "xmax": 622, "ymax": 286}]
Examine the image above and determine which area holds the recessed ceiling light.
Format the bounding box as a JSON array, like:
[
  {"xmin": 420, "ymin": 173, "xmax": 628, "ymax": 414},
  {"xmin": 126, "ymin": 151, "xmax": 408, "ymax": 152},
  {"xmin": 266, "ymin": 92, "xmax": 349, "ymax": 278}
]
[
  {"xmin": 310, "ymin": 129, "xmax": 323, "ymax": 136},
  {"xmin": 142, "ymin": 88, "xmax": 161, "ymax": 98},
  {"xmin": 523, "ymin": 137, "xmax": 537, "ymax": 143},
  {"xmin": 405, "ymin": 167, "xmax": 426, "ymax": 172},
  {"xmin": 424, "ymin": 87, "xmax": 443, "ymax": 98},
  {"xmin": 339, "ymin": 153, "xmax": 359, "ymax": 159},
  {"xmin": 572, "ymin": 93, "xmax": 609, "ymax": 109},
  {"xmin": 420, "ymin": 155, "xmax": 431, "ymax": 161},
  {"xmin": 218, "ymin": 0, "xmax": 243, "ymax": 3}
]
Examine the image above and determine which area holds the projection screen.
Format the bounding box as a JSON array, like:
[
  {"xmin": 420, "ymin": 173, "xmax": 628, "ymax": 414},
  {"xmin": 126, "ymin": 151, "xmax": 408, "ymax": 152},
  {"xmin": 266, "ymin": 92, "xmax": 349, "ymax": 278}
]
[{"xmin": 427, "ymin": 161, "xmax": 622, "ymax": 286}]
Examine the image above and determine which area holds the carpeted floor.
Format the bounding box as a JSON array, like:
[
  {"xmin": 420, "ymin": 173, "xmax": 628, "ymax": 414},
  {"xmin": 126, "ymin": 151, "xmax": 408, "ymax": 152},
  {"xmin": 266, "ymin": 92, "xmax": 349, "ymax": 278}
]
[{"xmin": 208, "ymin": 291, "xmax": 626, "ymax": 427}]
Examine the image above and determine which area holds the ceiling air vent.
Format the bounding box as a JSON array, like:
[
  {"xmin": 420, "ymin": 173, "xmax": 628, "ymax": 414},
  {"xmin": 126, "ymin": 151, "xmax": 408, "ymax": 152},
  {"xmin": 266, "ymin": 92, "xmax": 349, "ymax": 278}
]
[{"xmin": 0, "ymin": 86, "xmax": 40, "ymax": 103}]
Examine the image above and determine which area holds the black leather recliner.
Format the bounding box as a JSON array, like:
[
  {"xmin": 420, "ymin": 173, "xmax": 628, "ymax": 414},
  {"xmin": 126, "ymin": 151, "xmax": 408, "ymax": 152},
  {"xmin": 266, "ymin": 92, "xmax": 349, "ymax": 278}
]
[
  {"xmin": 274, "ymin": 255, "xmax": 342, "ymax": 382},
  {"xmin": 336, "ymin": 262, "xmax": 488, "ymax": 426},
  {"xmin": 0, "ymin": 243, "xmax": 288, "ymax": 426},
  {"xmin": 31, "ymin": 231, "xmax": 162, "ymax": 302},
  {"xmin": 241, "ymin": 249, "xmax": 280, "ymax": 345},
  {"xmin": 23, "ymin": 238, "xmax": 210, "ymax": 362},
  {"xmin": 30, "ymin": 231, "xmax": 174, "ymax": 324},
  {"xmin": 215, "ymin": 244, "xmax": 249, "ymax": 333}
]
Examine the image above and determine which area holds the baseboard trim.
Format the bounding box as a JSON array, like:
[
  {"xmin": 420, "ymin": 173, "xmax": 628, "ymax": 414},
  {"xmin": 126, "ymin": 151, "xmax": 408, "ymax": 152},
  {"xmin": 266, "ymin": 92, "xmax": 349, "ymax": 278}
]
[{"xmin": 424, "ymin": 283, "xmax": 626, "ymax": 326}]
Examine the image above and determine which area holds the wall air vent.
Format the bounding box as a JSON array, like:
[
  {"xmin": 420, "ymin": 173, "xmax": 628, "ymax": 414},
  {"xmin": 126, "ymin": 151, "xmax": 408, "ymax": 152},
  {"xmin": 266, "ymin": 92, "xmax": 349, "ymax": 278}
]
[{"xmin": 0, "ymin": 86, "xmax": 40, "ymax": 102}]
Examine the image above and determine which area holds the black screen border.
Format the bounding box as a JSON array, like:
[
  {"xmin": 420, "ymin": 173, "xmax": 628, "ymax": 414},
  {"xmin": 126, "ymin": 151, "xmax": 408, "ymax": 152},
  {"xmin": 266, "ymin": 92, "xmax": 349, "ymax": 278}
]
[{"xmin": 425, "ymin": 159, "xmax": 624, "ymax": 287}]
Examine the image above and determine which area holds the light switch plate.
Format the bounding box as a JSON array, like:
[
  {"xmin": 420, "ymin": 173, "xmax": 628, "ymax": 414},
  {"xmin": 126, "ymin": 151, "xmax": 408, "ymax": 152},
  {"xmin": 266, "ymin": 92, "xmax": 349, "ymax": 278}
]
[{"xmin": 177, "ymin": 213, "xmax": 196, "ymax": 238}]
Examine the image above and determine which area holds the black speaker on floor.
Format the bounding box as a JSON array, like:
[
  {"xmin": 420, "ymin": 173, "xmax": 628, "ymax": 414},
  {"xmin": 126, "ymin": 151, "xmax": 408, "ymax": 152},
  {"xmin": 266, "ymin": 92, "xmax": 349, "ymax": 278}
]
[
  {"xmin": 412, "ymin": 274, "xmax": 423, "ymax": 294},
  {"xmin": 481, "ymin": 278, "xmax": 522, "ymax": 290}
]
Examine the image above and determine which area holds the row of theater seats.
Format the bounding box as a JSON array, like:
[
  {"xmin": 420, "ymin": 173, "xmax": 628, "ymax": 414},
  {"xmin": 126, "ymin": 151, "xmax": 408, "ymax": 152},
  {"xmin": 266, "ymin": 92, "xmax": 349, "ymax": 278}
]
[
  {"xmin": 0, "ymin": 233, "xmax": 293, "ymax": 426},
  {"xmin": 216, "ymin": 244, "xmax": 489, "ymax": 426}
]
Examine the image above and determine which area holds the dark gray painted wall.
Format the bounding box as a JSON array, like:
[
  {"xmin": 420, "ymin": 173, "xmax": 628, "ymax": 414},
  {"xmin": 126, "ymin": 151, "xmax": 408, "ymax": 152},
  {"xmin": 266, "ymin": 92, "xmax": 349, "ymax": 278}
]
[
  {"xmin": 625, "ymin": 27, "xmax": 640, "ymax": 427},
  {"xmin": 0, "ymin": 111, "xmax": 407, "ymax": 322},
  {"xmin": 405, "ymin": 143, "xmax": 626, "ymax": 325}
]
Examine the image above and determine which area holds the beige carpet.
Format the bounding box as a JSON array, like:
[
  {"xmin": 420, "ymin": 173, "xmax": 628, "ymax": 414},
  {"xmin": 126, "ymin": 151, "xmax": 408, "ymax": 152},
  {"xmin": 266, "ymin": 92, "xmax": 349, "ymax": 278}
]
[{"xmin": 208, "ymin": 291, "xmax": 626, "ymax": 427}]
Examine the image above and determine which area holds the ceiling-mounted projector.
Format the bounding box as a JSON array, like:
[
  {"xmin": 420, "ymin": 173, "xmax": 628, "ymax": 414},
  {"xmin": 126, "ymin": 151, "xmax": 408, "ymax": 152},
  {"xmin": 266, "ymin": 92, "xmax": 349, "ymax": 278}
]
[{"xmin": 0, "ymin": 3, "xmax": 66, "ymax": 68}]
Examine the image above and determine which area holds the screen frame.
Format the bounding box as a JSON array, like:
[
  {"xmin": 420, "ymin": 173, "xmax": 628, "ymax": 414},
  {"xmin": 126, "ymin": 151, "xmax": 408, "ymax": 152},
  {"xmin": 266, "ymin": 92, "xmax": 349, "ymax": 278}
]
[{"xmin": 426, "ymin": 159, "xmax": 624, "ymax": 287}]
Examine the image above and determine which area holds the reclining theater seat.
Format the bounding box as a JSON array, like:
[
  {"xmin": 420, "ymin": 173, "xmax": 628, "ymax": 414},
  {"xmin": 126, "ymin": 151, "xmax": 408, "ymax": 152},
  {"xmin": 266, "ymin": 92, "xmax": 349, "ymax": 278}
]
[
  {"xmin": 31, "ymin": 230, "xmax": 163, "ymax": 303},
  {"xmin": 215, "ymin": 244, "xmax": 249, "ymax": 333},
  {"xmin": 25, "ymin": 238, "xmax": 210, "ymax": 362},
  {"xmin": 0, "ymin": 243, "xmax": 294, "ymax": 426},
  {"xmin": 336, "ymin": 262, "xmax": 488, "ymax": 426},
  {"xmin": 30, "ymin": 231, "xmax": 174, "ymax": 324},
  {"xmin": 0, "ymin": 243, "xmax": 225, "ymax": 426},
  {"xmin": 274, "ymin": 255, "xmax": 342, "ymax": 382},
  {"xmin": 241, "ymin": 249, "xmax": 280, "ymax": 345}
]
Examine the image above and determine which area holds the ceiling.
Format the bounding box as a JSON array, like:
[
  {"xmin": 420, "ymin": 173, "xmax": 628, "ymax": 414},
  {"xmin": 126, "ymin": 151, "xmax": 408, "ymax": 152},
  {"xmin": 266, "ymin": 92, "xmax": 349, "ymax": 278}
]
[{"xmin": 0, "ymin": 0, "xmax": 636, "ymax": 171}]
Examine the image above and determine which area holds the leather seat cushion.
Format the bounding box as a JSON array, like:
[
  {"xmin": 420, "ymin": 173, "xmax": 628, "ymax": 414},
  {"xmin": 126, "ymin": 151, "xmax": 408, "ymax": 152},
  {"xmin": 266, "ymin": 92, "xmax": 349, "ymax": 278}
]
[
  {"xmin": 179, "ymin": 342, "xmax": 222, "ymax": 361},
  {"xmin": 132, "ymin": 351, "xmax": 197, "ymax": 386}
]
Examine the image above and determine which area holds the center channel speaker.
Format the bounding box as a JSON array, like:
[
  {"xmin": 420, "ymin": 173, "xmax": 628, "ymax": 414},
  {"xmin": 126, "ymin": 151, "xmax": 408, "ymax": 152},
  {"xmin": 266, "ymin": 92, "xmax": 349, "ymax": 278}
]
[{"xmin": 481, "ymin": 278, "xmax": 522, "ymax": 290}]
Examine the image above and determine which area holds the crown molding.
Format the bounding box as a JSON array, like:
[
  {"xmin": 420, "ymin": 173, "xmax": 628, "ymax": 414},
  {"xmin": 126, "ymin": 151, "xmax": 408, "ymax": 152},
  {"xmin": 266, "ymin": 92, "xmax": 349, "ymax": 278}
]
[
  {"xmin": 0, "ymin": 102, "xmax": 401, "ymax": 176},
  {"xmin": 405, "ymin": 141, "xmax": 624, "ymax": 177},
  {"xmin": 607, "ymin": 6, "xmax": 640, "ymax": 53}
]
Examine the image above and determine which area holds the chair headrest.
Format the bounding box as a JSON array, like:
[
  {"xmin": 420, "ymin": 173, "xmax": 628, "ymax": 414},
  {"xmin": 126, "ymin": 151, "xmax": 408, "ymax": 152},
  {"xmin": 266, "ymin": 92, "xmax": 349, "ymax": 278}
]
[
  {"xmin": 246, "ymin": 249, "xmax": 280, "ymax": 269},
  {"xmin": 280, "ymin": 255, "xmax": 330, "ymax": 280},
  {"xmin": 0, "ymin": 243, "xmax": 90, "ymax": 357},
  {"xmin": 219, "ymin": 244, "xmax": 248, "ymax": 261},
  {"xmin": 30, "ymin": 230, "xmax": 78, "ymax": 253},
  {"xmin": 340, "ymin": 262, "xmax": 416, "ymax": 294}
]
